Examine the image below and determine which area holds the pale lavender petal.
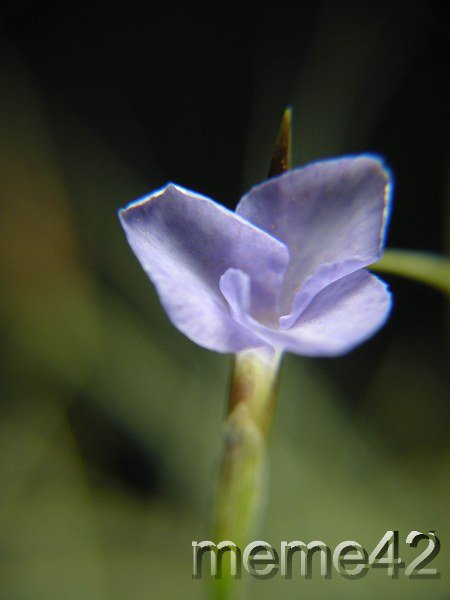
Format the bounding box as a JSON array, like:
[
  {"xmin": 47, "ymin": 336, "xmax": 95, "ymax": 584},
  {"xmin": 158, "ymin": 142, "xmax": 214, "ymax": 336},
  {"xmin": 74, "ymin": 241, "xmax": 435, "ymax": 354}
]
[
  {"xmin": 219, "ymin": 268, "xmax": 278, "ymax": 360},
  {"xmin": 236, "ymin": 156, "xmax": 392, "ymax": 318},
  {"xmin": 273, "ymin": 270, "xmax": 392, "ymax": 356},
  {"xmin": 219, "ymin": 268, "xmax": 252, "ymax": 323},
  {"xmin": 220, "ymin": 268, "xmax": 391, "ymax": 357},
  {"xmin": 279, "ymin": 258, "xmax": 363, "ymax": 329},
  {"xmin": 119, "ymin": 184, "xmax": 288, "ymax": 352}
]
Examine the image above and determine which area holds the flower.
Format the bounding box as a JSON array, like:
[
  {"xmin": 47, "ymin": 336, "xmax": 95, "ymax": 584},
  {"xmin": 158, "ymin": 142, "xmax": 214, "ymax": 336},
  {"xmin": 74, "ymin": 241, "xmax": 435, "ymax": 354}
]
[{"xmin": 119, "ymin": 155, "xmax": 392, "ymax": 359}]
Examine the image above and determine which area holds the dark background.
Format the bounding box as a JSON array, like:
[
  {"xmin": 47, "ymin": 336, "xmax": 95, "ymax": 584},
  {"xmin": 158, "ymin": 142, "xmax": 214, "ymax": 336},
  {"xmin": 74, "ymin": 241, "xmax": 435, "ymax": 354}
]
[{"xmin": 1, "ymin": 1, "xmax": 449, "ymax": 598}]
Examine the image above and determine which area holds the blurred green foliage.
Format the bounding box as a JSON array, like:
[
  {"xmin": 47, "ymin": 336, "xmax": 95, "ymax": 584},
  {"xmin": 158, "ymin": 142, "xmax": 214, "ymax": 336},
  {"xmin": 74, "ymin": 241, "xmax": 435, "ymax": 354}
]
[{"xmin": 1, "ymin": 3, "xmax": 449, "ymax": 599}]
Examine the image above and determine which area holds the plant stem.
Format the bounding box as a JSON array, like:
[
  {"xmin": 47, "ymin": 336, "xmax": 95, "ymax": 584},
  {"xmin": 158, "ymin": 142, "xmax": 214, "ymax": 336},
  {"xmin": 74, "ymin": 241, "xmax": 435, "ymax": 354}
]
[
  {"xmin": 210, "ymin": 107, "xmax": 290, "ymax": 599},
  {"xmin": 211, "ymin": 351, "xmax": 281, "ymax": 600}
]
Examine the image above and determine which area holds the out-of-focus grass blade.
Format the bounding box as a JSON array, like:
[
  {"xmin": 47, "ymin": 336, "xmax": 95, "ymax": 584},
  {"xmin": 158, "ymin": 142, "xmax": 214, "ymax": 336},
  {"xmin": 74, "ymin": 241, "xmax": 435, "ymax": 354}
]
[
  {"xmin": 0, "ymin": 50, "xmax": 102, "ymax": 388},
  {"xmin": 0, "ymin": 398, "xmax": 108, "ymax": 599},
  {"xmin": 373, "ymin": 249, "xmax": 450, "ymax": 295}
]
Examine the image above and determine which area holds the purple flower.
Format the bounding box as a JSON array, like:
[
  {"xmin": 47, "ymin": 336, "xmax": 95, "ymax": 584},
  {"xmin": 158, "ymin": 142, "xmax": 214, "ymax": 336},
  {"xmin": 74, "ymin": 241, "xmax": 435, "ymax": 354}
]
[{"xmin": 119, "ymin": 156, "xmax": 392, "ymax": 358}]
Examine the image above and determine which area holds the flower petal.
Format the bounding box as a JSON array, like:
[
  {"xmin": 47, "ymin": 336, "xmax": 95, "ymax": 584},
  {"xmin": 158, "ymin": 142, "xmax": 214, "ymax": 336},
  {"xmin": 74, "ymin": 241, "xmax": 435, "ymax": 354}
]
[
  {"xmin": 236, "ymin": 156, "xmax": 392, "ymax": 317},
  {"xmin": 220, "ymin": 268, "xmax": 391, "ymax": 357},
  {"xmin": 119, "ymin": 184, "xmax": 289, "ymax": 352},
  {"xmin": 274, "ymin": 270, "xmax": 392, "ymax": 356},
  {"xmin": 219, "ymin": 268, "xmax": 278, "ymax": 361}
]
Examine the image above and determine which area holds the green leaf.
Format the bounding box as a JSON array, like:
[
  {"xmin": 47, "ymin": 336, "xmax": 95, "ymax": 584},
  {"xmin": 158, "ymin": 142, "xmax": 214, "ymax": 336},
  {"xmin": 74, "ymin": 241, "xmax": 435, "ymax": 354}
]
[{"xmin": 373, "ymin": 249, "xmax": 450, "ymax": 295}]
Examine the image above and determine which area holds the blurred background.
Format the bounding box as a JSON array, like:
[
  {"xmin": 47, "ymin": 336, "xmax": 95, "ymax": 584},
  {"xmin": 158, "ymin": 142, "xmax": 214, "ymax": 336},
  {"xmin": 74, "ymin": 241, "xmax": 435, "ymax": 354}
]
[{"xmin": 0, "ymin": 1, "xmax": 449, "ymax": 598}]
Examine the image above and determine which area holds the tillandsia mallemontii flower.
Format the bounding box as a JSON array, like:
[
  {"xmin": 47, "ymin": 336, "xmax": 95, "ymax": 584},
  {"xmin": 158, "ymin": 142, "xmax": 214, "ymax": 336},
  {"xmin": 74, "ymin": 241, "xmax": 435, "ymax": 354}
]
[{"xmin": 119, "ymin": 156, "xmax": 392, "ymax": 361}]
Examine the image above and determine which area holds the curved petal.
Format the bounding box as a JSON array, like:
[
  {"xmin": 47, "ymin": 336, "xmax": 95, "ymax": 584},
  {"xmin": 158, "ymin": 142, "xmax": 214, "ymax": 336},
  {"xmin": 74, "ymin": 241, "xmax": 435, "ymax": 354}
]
[
  {"xmin": 219, "ymin": 268, "xmax": 277, "ymax": 361},
  {"xmin": 275, "ymin": 270, "xmax": 392, "ymax": 356},
  {"xmin": 219, "ymin": 268, "xmax": 253, "ymax": 323},
  {"xmin": 119, "ymin": 184, "xmax": 288, "ymax": 352},
  {"xmin": 220, "ymin": 268, "xmax": 391, "ymax": 357},
  {"xmin": 236, "ymin": 156, "xmax": 392, "ymax": 316}
]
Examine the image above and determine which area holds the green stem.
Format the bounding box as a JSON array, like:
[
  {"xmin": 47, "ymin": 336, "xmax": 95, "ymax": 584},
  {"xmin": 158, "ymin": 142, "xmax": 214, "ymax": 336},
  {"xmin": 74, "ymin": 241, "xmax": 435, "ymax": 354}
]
[
  {"xmin": 211, "ymin": 351, "xmax": 281, "ymax": 600},
  {"xmin": 210, "ymin": 107, "xmax": 289, "ymax": 599}
]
